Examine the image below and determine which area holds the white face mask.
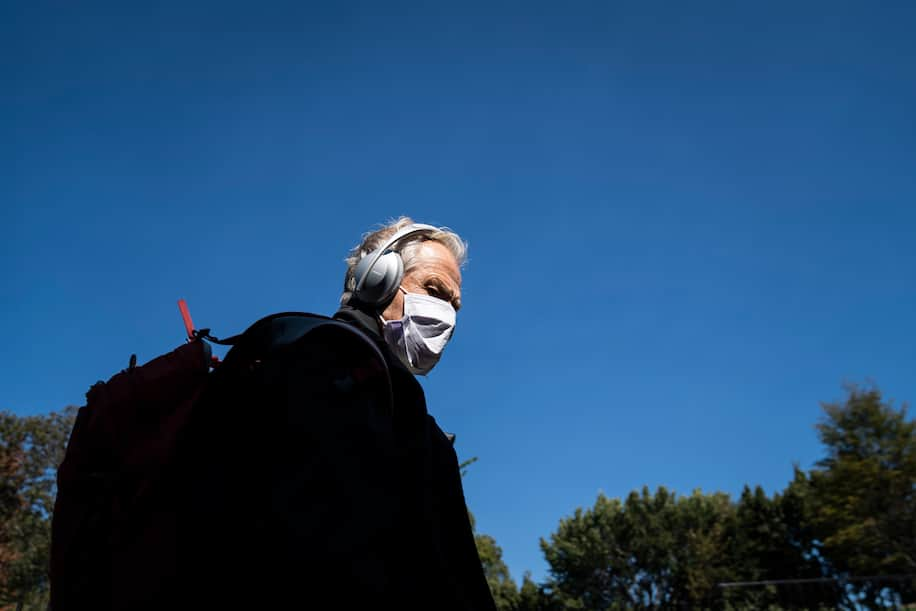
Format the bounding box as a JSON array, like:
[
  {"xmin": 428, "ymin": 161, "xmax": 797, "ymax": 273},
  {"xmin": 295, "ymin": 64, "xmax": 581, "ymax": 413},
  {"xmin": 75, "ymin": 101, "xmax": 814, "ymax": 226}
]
[{"xmin": 380, "ymin": 288, "xmax": 456, "ymax": 376}]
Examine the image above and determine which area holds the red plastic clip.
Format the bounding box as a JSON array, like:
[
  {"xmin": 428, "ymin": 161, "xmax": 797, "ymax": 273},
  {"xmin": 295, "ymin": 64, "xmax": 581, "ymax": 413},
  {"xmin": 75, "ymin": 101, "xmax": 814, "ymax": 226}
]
[{"xmin": 177, "ymin": 298, "xmax": 195, "ymax": 342}]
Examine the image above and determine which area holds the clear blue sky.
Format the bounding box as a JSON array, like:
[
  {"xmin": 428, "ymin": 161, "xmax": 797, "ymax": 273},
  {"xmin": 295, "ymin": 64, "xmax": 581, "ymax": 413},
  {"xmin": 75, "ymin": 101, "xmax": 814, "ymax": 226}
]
[{"xmin": 3, "ymin": 1, "xmax": 915, "ymax": 584}]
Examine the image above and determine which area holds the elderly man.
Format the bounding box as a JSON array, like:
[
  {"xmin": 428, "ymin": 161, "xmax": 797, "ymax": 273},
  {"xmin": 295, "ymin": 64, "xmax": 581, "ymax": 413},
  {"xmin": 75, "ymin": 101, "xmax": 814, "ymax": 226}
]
[
  {"xmin": 173, "ymin": 218, "xmax": 495, "ymax": 610},
  {"xmin": 331, "ymin": 217, "xmax": 495, "ymax": 610}
]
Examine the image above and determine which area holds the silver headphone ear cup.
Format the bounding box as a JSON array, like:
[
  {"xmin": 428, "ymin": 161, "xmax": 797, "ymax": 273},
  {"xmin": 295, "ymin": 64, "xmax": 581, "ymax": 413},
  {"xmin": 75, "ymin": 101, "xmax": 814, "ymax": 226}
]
[
  {"xmin": 352, "ymin": 223, "xmax": 436, "ymax": 306},
  {"xmin": 375, "ymin": 252, "xmax": 405, "ymax": 306},
  {"xmin": 354, "ymin": 250, "xmax": 404, "ymax": 306}
]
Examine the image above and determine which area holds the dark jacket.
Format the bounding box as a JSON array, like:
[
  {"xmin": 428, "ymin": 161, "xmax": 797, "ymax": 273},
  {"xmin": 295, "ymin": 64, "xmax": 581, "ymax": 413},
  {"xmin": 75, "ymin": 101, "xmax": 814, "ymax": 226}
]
[
  {"xmin": 175, "ymin": 307, "xmax": 496, "ymax": 610},
  {"xmin": 333, "ymin": 305, "xmax": 497, "ymax": 611}
]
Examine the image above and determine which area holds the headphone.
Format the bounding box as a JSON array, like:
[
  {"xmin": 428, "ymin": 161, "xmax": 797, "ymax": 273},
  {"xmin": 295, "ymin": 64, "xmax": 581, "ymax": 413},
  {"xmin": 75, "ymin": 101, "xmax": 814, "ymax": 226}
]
[{"xmin": 352, "ymin": 223, "xmax": 439, "ymax": 308}]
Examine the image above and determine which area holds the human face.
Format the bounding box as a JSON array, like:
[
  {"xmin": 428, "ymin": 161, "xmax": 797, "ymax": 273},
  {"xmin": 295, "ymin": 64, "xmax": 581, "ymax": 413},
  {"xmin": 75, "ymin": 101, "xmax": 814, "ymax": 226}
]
[{"xmin": 380, "ymin": 240, "xmax": 462, "ymax": 322}]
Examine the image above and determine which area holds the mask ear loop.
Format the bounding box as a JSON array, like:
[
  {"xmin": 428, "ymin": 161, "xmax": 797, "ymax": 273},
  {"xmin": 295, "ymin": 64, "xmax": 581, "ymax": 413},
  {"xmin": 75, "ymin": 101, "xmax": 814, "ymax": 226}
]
[{"xmin": 378, "ymin": 286, "xmax": 409, "ymax": 327}]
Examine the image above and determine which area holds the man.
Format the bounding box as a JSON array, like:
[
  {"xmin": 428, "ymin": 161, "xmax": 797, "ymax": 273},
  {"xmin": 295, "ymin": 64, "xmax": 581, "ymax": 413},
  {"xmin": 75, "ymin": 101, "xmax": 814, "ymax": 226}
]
[
  {"xmin": 174, "ymin": 217, "xmax": 495, "ymax": 610},
  {"xmin": 332, "ymin": 217, "xmax": 496, "ymax": 610}
]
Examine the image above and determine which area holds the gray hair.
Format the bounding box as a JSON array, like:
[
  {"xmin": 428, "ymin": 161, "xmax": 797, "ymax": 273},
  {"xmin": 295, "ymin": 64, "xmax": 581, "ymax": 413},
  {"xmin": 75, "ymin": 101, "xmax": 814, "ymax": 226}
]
[{"xmin": 340, "ymin": 216, "xmax": 468, "ymax": 306}]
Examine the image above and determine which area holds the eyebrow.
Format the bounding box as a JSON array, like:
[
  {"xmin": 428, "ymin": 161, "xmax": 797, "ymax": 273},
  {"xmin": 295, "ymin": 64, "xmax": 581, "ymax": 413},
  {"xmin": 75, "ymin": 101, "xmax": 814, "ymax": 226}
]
[{"xmin": 426, "ymin": 277, "xmax": 461, "ymax": 311}]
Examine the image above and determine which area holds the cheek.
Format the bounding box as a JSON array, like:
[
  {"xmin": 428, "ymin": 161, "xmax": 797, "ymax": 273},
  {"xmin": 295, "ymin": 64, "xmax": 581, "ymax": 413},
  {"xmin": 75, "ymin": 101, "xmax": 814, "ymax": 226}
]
[{"xmin": 380, "ymin": 292, "xmax": 405, "ymax": 321}]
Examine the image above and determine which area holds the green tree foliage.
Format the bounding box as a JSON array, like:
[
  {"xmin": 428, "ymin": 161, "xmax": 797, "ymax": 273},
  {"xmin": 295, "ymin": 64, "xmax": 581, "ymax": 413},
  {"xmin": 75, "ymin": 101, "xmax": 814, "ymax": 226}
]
[
  {"xmin": 539, "ymin": 484, "xmax": 848, "ymax": 610},
  {"xmin": 540, "ymin": 486, "xmax": 738, "ymax": 609},
  {"xmin": 726, "ymin": 482, "xmax": 840, "ymax": 609},
  {"xmin": 799, "ymin": 385, "xmax": 916, "ymax": 607},
  {"xmin": 0, "ymin": 406, "xmax": 76, "ymax": 607},
  {"xmin": 463, "ymin": 454, "xmax": 521, "ymax": 611},
  {"xmin": 461, "ymin": 456, "xmax": 521, "ymax": 610},
  {"xmin": 517, "ymin": 571, "xmax": 564, "ymax": 611},
  {"xmin": 537, "ymin": 384, "xmax": 915, "ymax": 610},
  {"xmin": 473, "ymin": 522, "xmax": 521, "ymax": 611},
  {"xmin": 459, "ymin": 456, "xmax": 479, "ymax": 477}
]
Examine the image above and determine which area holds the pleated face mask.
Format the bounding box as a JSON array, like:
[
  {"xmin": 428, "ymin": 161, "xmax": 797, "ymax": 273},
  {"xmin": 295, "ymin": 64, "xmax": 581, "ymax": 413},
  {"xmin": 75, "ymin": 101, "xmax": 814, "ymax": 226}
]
[{"xmin": 380, "ymin": 289, "xmax": 456, "ymax": 375}]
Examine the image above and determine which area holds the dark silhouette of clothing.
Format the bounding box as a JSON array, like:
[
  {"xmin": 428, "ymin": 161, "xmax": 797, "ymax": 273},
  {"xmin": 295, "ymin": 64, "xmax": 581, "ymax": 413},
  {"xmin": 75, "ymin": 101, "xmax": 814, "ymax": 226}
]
[
  {"xmin": 333, "ymin": 305, "xmax": 497, "ymax": 610},
  {"xmin": 174, "ymin": 307, "xmax": 497, "ymax": 610}
]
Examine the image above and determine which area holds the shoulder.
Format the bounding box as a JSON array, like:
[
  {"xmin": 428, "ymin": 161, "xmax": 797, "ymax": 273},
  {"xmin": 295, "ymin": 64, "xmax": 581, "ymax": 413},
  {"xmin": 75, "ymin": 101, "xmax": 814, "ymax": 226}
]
[
  {"xmin": 222, "ymin": 313, "xmax": 383, "ymax": 367},
  {"xmin": 214, "ymin": 312, "xmax": 393, "ymax": 411}
]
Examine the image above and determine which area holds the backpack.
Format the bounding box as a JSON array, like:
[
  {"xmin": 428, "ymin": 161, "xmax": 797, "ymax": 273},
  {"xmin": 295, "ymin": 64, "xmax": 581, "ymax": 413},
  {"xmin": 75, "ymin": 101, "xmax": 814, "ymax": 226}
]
[{"xmin": 50, "ymin": 306, "xmax": 392, "ymax": 610}]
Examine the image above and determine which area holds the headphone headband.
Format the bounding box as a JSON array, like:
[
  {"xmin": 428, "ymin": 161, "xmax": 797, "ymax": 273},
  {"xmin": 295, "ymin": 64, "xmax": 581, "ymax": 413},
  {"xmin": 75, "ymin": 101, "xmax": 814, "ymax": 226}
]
[{"xmin": 353, "ymin": 223, "xmax": 438, "ymax": 295}]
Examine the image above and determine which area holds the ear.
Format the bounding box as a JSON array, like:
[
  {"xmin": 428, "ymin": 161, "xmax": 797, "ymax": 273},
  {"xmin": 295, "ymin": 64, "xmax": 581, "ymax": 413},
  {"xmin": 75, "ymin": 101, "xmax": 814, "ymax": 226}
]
[{"xmin": 379, "ymin": 282, "xmax": 407, "ymax": 322}]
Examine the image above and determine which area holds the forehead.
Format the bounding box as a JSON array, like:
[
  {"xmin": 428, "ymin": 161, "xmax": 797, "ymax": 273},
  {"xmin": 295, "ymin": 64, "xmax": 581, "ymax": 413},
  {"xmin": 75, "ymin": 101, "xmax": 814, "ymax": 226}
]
[{"xmin": 406, "ymin": 240, "xmax": 462, "ymax": 286}]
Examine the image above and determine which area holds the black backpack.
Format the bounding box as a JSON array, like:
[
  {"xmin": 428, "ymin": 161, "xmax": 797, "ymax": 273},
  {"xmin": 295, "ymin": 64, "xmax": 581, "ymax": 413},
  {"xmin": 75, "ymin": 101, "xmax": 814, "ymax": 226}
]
[{"xmin": 50, "ymin": 308, "xmax": 393, "ymax": 610}]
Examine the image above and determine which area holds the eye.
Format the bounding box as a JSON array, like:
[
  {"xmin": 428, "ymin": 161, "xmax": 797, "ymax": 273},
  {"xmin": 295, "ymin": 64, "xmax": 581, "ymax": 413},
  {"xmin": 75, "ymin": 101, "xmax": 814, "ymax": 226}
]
[{"xmin": 424, "ymin": 280, "xmax": 459, "ymax": 310}]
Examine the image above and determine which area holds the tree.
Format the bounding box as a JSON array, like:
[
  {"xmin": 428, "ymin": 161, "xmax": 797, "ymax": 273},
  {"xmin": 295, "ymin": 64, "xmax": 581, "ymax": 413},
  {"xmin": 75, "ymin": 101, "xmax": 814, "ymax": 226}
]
[
  {"xmin": 540, "ymin": 486, "xmax": 737, "ymax": 610},
  {"xmin": 533, "ymin": 384, "xmax": 915, "ymax": 610},
  {"xmin": 461, "ymin": 456, "xmax": 521, "ymax": 610},
  {"xmin": 470, "ymin": 512, "xmax": 521, "ymax": 611},
  {"xmin": 0, "ymin": 406, "xmax": 76, "ymax": 607},
  {"xmin": 725, "ymin": 482, "xmax": 841, "ymax": 609},
  {"xmin": 801, "ymin": 385, "xmax": 916, "ymax": 608},
  {"xmin": 517, "ymin": 572, "xmax": 560, "ymax": 611},
  {"xmin": 539, "ymin": 484, "xmax": 846, "ymax": 610}
]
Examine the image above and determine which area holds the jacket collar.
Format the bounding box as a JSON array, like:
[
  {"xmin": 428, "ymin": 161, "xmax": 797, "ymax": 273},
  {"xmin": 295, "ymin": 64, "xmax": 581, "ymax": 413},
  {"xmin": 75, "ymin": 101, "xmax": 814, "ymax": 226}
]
[
  {"xmin": 334, "ymin": 304, "xmax": 430, "ymax": 427},
  {"xmin": 333, "ymin": 304, "xmax": 382, "ymax": 339},
  {"xmin": 334, "ymin": 304, "xmax": 417, "ymax": 379}
]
